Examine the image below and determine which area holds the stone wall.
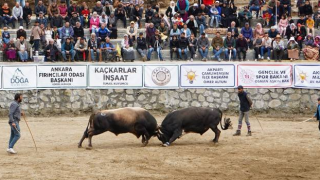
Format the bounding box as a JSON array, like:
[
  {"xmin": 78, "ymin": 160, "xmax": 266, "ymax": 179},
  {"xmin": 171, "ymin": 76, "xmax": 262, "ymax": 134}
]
[{"xmin": 0, "ymin": 88, "xmax": 319, "ymax": 117}]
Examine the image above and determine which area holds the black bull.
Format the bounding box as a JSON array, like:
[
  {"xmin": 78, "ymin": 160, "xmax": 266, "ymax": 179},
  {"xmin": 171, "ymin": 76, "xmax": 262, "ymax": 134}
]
[
  {"xmin": 78, "ymin": 107, "xmax": 158, "ymax": 148},
  {"xmin": 157, "ymin": 107, "xmax": 232, "ymax": 146}
]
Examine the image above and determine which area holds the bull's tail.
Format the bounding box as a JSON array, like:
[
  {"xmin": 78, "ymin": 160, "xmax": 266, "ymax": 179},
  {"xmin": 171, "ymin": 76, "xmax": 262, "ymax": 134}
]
[{"xmin": 218, "ymin": 109, "xmax": 231, "ymax": 130}]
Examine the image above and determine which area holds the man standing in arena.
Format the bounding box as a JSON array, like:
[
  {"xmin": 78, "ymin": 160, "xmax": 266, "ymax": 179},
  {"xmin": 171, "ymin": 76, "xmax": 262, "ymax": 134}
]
[
  {"xmin": 7, "ymin": 94, "xmax": 24, "ymax": 154},
  {"xmin": 312, "ymin": 98, "xmax": 320, "ymax": 134},
  {"xmin": 233, "ymin": 86, "xmax": 253, "ymax": 136}
]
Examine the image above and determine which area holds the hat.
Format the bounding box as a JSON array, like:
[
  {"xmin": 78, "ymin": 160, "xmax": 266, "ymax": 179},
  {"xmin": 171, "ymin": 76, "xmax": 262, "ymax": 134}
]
[
  {"xmin": 297, "ymin": 23, "xmax": 301, "ymax": 26},
  {"xmin": 124, "ymin": 34, "xmax": 128, "ymax": 37},
  {"xmin": 193, "ymin": 3, "xmax": 198, "ymax": 7},
  {"xmin": 130, "ymin": 21, "xmax": 135, "ymax": 24},
  {"xmin": 289, "ymin": 37, "xmax": 295, "ymax": 41},
  {"xmin": 39, "ymin": 11, "xmax": 44, "ymax": 14},
  {"xmin": 275, "ymin": 35, "xmax": 281, "ymax": 39},
  {"xmin": 201, "ymin": 32, "xmax": 205, "ymax": 36},
  {"xmin": 245, "ymin": 22, "xmax": 249, "ymax": 25},
  {"xmin": 215, "ymin": 1, "xmax": 219, "ymax": 3},
  {"xmin": 318, "ymin": 97, "xmax": 320, "ymax": 101},
  {"xmin": 139, "ymin": 32, "xmax": 143, "ymax": 35},
  {"xmin": 271, "ymin": 26, "xmax": 276, "ymax": 29},
  {"xmin": 19, "ymin": 26, "xmax": 23, "ymax": 29},
  {"xmin": 237, "ymin": 85, "xmax": 244, "ymax": 89}
]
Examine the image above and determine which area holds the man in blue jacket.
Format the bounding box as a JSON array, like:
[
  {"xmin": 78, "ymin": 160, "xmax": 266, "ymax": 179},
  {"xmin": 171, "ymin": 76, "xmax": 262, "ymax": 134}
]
[
  {"xmin": 234, "ymin": 85, "xmax": 253, "ymax": 136},
  {"xmin": 313, "ymin": 97, "xmax": 320, "ymax": 132}
]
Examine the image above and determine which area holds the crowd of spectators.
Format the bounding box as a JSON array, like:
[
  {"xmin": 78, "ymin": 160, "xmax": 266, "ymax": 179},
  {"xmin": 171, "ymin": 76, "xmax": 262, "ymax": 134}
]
[{"xmin": 0, "ymin": 0, "xmax": 320, "ymax": 62}]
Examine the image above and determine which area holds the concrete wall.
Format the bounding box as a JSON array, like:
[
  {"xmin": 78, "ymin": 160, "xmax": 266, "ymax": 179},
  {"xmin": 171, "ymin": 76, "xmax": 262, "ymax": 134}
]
[{"xmin": 0, "ymin": 88, "xmax": 319, "ymax": 117}]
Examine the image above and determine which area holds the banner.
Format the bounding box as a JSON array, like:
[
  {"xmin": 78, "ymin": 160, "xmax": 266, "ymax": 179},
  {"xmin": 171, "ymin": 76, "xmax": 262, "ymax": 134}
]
[
  {"xmin": 144, "ymin": 65, "xmax": 179, "ymax": 88},
  {"xmin": 294, "ymin": 65, "xmax": 320, "ymax": 89},
  {"xmin": 2, "ymin": 66, "xmax": 37, "ymax": 89},
  {"xmin": 180, "ymin": 64, "xmax": 236, "ymax": 88},
  {"xmin": 237, "ymin": 64, "xmax": 292, "ymax": 88},
  {"xmin": 0, "ymin": 66, "xmax": 2, "ymax": 89},
  {"xmin": 37, "ymin": 65, "xmax": 87, "ymax": 88},
  {"xmin": 88, "ymin": 65, "xmax": 143, "ymax": 88}
]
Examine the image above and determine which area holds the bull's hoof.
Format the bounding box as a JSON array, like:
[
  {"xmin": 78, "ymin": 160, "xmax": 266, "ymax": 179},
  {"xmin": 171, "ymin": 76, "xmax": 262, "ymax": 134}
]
[
  {"xmin": 162, "ymin": 142, "xmax": 170, "ymax": 147},
  {"xmin": 142, "ymin": 141, "xmax": 148, "ymax": 147},
  {"xmin": 78, "ymin": 144, "xmax": 82, "ymax": 148},
  {"xmin": 213, "ymin": 140, "xmax": 219, "ymax": 144},
  {"xmin": 86, "ymin": 146, "xmax": 93, "ymax": 150}
]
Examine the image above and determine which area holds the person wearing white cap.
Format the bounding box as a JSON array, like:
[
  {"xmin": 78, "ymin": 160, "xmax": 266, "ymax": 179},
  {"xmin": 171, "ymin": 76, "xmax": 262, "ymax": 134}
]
[
  {"xmin": 12, "ymin": 2, "xmax": 24, "ymax": 28},
  {"xmin": 287, "ymin": 37, "xmax": 299, "ymax": 61},
  {"xmin": 16, "ymin": 26, "xmax": 27, "ymax": 40},
  {"xmin": 188, "ymin": 3, "xmax": 199, "ymax": 17},
  {"xmin": 121, "ymin": 34, "xmax": 135, "ymax": 62}
]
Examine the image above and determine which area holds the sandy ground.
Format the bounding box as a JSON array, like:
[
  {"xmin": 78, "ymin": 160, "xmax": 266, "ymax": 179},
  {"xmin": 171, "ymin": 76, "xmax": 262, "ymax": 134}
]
[{"xmin": 0, "ymin": 114, "xmax": 320, "ymax": 180}]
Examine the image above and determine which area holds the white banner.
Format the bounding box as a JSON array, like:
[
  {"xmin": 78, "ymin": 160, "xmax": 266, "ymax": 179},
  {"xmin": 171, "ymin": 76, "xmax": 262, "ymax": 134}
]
[
  {"xmin": 3, "ymin": 66, "xmax": 37, "ymax": 89},
  {"xmin": 37, "ymin": 65, "xmax": 87, "ymax": 88},
  {"xmin": 237, "ymin": 64, "xmax": 292, "ymax": 88},
  {"xmin": 294, "ymin": 65, "xmax": 320, "ymax": 89},
  {"xmin": 0, "ymin": 66, "xmax": 2, "ymax": 89},
  {"xmin": 144, "ymin": 65, "xmax": 179, "ymax": 88},
  {"xmin": 180, "ymin": 64, "xmax": 236, "ymax": 88},
  {"xmin": 88, "ymin": 65, "xmax": 143, "ymax": 88}
]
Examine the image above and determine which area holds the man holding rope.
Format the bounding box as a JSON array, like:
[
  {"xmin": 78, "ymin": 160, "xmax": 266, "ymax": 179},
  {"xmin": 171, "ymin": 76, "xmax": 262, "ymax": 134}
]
[
  {"xmin": 7, "ymin": 93, "xmax": 24, "ymax": 154},
  {"xmin": 233, "ymin": 85, "xmax": 253, "ymax": 136}
]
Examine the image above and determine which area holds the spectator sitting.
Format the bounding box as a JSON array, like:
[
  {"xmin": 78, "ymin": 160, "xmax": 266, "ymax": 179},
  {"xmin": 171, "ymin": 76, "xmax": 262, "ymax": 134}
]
[
  {"xmin": 97, "ymin": 23, "xmax": 110, "ymax": 42},
  {"xmin": 238, "ymin": 6, "xmax": 252, "ymax": 27},
  {"xmin": 177, "ymin": 0, "xmax": 190, "ymax": 22},
  {"xmin": 88, "ymin": 33, "xmax": 101, "ymax": 62},
  {"xmin": 75, "ymin": 38, "xmax": 88, "ymax": 61},
  {"xmin": 262, "ymin": 10, "xmax": 271, "ymax": 26},
  {"xmin": 166, "ymin": 1, "xmax": 179, "ymax": 19},
  {"xmin": 73, "ymin": 22, "xmax": 84, "ymax": 42},
  {"xmin": 2, "ymin": 27, "xmax": 10, "ymax": 44},
  {"xmin": 253, "ymin": 23, "xmax": 264, "ymax": 39},
  {"xmin": 147, "ymin": 30, "xmax": 163, "ymax": 61},
  {"xmin": 198, "ymin": 4, "xmax": 209, "ymax": 16},
  {"xmin": 16, "ymin": 26, "xmax": 27, "ymax": 40},
  {"xmin": 60, "ymin": 22, "xmax": 74, "ymax": 43},
  {"xmin": 35, "ymin": 1, "xmax": 47, "ymax": 17},
  {"xmin": 211, "ymin": 31, "xmax": 224, "ymax": 62},
  {"xmin": 253, "ymin": 35, "xmax": 263, "ymax": 61},
  {"xmin": 1, "ymin": 3, "xmax": 14, "ymax": 28},
  {"xmin": 146, "ymin": 23, "xmax": 156, "ymax": 42},
  {"xmin": 298, "ymin": 1, "xmax": 305, "ymax": 16},
  {"xmin": 241, "ymin": 22, "xmax": 253, "ymax": 49},
  {"xmin": 314, "ymin": 7, "xmax": 320, "ymax": 29},
  {"xmin": 48, "ymin": 2, "xmax": 59, "ymax": 20},
  {"xmin": 180, "ymin": 24, "xmax": 191, "ymax": 38},
  {"xmin": 90, "ymin": 12, "xmax": 100, "ymax": 34},
  {"xmin": 170, "ymin": 35, "xmax": 179, "ymax": 60},
  {"xmin": 145, "ymin": 4, "xmax": 154, "ymax": 23},
  {"xmin": 170, "ymin": 24, "xmax": 181, "ymax": 39},
  {"xmin": 249, "ymin": 0, "xmax": 261, "ymax": 19},
  {"xmin": 280, "ymin": 0, "xmax": 291, "ymax": 16},
  {"xmin": 23, "ymin": 2, "xmax": 32, "ymax": 29},
  {"xmin": 45, "ymin": 39, "xmax": 59, "ymax": 62},
  {"xmin": 127, "ymin": 21, "xmax": 137, "ymax": 42},
  {"xmin": 278, "ymin": 15, "xmax": 288, "ymax": 38},
  {"xmin": 286, "ymin": 23, "xmax": 297, "ymax": 40},
  {"xmin": 188, "ymin": 33, "xmax": 197, "ymax": 62},
  {"xmin": 101, "ymin": 37, "xmax": 117, "ymax": 62},
  {"xmin": 297, "ymin": 14, "xmax": 306, "ymax": 25},
  {"xmin": 12, "ymin": 2, "xmax": 23, "ymax": 29},
  {"xmin": 58, "ymin": 1, "xmax": 69, "ymax": 22},
  {"xmin": 16, "ymin": 36, "xmax": 29, "ymax": 62},
  {"xmin": 37, "ymin": 11, "xmax": 48, "ymax": 28},
  {"xmin": 158, "ymin": 22, "xmax": 169, "ymax": 39},
  {"xmin": 115, "ymin": 4, "xmax": 127, "ymax": 28},
  {"xmin": 45, "ymin": 26, "xmax": 53, "ymax": 45},
  {"xmin": 152, "ymin": 13, "xmax": 162, "ymax": 28},
  {"xmin": 197, "ymin": 32, "xmax": 210, "ymax": 61},
  {"xmin": 5, "ymin": 40, "xmax": 17, "ymax": 61},
  {"xmin": 80, "ymin": 5, "xmax": 90, "ymax": 28},
  {"xmin": 52, "ymin": 26, "xmax": 60, "ymax": 40},
  {"xmin": 220, "ymin": 3, "xmax": 231, "ymax": 28},
  {"xmin": 136, "ymin": 32, "xmax": 148, "ymax": 62},
  {"xmin": 188, "ymin": 3, "xmax": 199, "ymax": 17},
  {"xmin": 296, "ymin": 23, "xmax": 307, "ymax": 49},
  {"xmin": 132, "ymin": 5, "xmax": 142, "ymax": 28},
  {"xmin": 92, "ymin": 1, "xmax": 104, "ymax": 16},
  {"xmin": 303, "ymin": 0, "xmax": 313, "ymax": 16},
  {"xmin": 186, "ymin": 15, "xmax": 198, "ymax": 37},
  {"xmin": 268, "ymin": 26, "xmax": 278, "ymax": 39},
  {"xmin": 287, "ymin": 15, "xmax": 294, "ymax": 24},
  {"xmin": 178, "ymin": 32, "xmax": 189, "ymax": 60},
  {"xmin": 302, "ymin": 35, "xmax": 318, "ymax": 60},
  {"xmin": 51, "ymin": 12, "xmax": 63, "ymax": 28},
  {"xmin": 228, "ymin": 21, "xmax": 239, "ymax": 38},
  {"xmin": 126, "ymin": 3, "xmax": 135, "ymax": 20},
  {"xmin": 272, "ymin": 35, "xmax": 284, "ymax": 62},
  {"xmin": 287, "ymin": 37, "xmax": 299, "ymax": 61},
  {"xmin": 224, "ymin": 31, "xmax": 237, "ymax": 61},
  {"xmin": 103, "ymin": 2, "xmax": 114, "ymax": 16},
  {"xmin": 69, "ymin": 12, "xmax": 81, "ymax": 27},
  {"xmin": 237, "ymin": 34, "xmax": 248, "ymax": 61},
  {"xmin": 261, "ymin": 32, "xmax": 272, "ymax": 61},
  {"xmin": 121, "ymin": 34, "xmax": 135, "ymax": 62},
  {"xmin": 61, "ymin": 38, "xmax": 76, "ymax": 62},
  {"xmin": 306, "ymin": 15, "xmax": 315, "ymax": 37},
  {"xmin": 196, "ymin": 13, "xmax": 207, "ymax": 35},
  {"xmin": 68, "ymin": 1, "xmax": 80, "ymax": 18},
  {"xmin": 210, "ymin": 3, "xmax": 221, "ymax": 28},
  {"xmin": 108, "ymin": 13, "xmax": 118, "ymax": 39}
]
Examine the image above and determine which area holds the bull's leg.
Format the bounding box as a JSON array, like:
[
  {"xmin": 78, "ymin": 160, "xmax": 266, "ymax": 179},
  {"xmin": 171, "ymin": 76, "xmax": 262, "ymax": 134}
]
[
  {"xmin": 210, "ymin": 126, "xmax": 221, "ymax": 143},
  {"xmin": 164, "ymin": 129, "xmax": 182, "ymax": 147},
  {"xmin": 135, "ymin": 124, "xmax": 149, "ymax": 146},
  {"xmin": 78, "ymin": 134, "xmax": 86, "ymax": 148},
  {"xmin": 87, "ymin": 129, "xmax": 106, "ymax": 148}
]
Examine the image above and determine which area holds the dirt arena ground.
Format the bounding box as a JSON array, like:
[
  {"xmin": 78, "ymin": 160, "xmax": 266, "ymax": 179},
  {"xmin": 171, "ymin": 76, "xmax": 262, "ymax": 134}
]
[{"xmin": 1, "ymin": 114, "xmax": 320, "ymax": 180}]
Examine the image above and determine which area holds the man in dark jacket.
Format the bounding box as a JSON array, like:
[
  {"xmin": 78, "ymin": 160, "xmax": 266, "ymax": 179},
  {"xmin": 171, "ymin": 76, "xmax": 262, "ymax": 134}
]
[
  {"xmin": 69, "ymin": 12, "xmax": 81, "ymax": 27},
  {"xmin": 233, "ymin": 85, "xmax": 253, "ymax": 136},
  {"xmin": 68, "ymin": 1, "xmax": 80, "ymax": 18},
  {"xmin": 147, "ymin": 30, "xmax": 163, "ymax": 61},
  {"xmin": 7, "ymin": 93, "xmax": 23, "ymax": 154},
  {"xmin": 280, "ymin": 0, "xmax": 291, "ymax": 16},
  {"xmin": 16, "ymin": 26, "xmax": 27, "ymax": 40},
  {"xmin": 51, "ymin": 12, "xmax": 64, "ymax": 28},
  {"xmin": 145, "ymin": 5, "xmax": 154, "ymax": 23},
  {"xmin": 132, "ymin": 5, "xmax": 142, "ymax": 28},
  {"xmin": 45, "ymin": 39, "xmax": 59, "ymax": 62},
  {"xmin": 178, "ymin": 32, "xmax": 189, "ymax": 60},
  {"xmin": 236, "ymin": 34, "xmax": 248, "ymax": 61},
  {"xmin": 23, "ymin": 2, "xmax": 32, "ymax": 29},
  {"xmin": 115, "ymin": 4, "xmax": 127, "ymax": 28},
  {"xmin": 136, "ymin": 32, "xmax": 148, "ymax": 61},
  {"xmin": 188, "ymin": 3, "xmax": 199, "ymax": 17},
  {"xmin": 73, "ymin": 22, "xmax": 84, "ymax": 42},
  {"xmin": 34, "ymin": 1, "xmax": 47, "ymax": 17},
  {"xmin": 170, "ymin": 35, "xmax": 179, "ymax": 60}
]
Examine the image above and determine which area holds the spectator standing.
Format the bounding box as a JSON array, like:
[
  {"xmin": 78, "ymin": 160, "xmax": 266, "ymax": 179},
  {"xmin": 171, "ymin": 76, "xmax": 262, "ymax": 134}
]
[{"xmin": 30, "ymin": 21, "xmax": 42, "ymax": 52}]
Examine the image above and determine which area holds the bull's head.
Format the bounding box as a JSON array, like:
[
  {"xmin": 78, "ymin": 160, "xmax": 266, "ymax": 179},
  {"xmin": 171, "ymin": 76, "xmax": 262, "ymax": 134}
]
[
  {"xmin": 156, "ymin": 126, "xmax": 169, "ymax": 144},
  {"xmin": 224, "ymin": 117, "xmax": 233, "ymax": 130}
]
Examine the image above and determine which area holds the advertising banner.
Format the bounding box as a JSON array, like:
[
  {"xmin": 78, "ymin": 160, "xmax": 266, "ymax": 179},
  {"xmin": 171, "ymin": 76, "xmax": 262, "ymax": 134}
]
[
  {"xmin": 2, "ymin": 66, "xmax": 37, "ymax": 89},
  {"xmin": 144, "ymin": 65, "xmax": 179, "ymax": 88},
  {"xmin": 88, "ymin": 65, "xmax": 143, "ymax": 88},
  {"xmin": 237, "ymin": 64, "xmax": 292, "ymax": 88},
  {"xmin": 37, "ymin": 65, "xmax": 87, "ymax": 88},
  {"xmin": 180, "ymin": 64, "xmax": 236, "ymax": 88},
  {"xmin": 294, "ymin": 65, "xmax": 320, "ymax": 89},
  {"xmin": 0, "ymin": 66, "xmax": 2, "ymax": 89}
]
